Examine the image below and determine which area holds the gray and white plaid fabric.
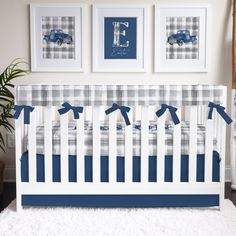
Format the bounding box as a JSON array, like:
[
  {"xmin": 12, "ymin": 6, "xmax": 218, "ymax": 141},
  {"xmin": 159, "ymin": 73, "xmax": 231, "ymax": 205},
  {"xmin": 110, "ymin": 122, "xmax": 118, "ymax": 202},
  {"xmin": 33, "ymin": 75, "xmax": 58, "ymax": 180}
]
[
  {"xmin": 42, "ymin": 16, "xmax": 75, "ymax": 59},
  {"xmin": 15, "ymin": 85, "xmax": 224, "ymax": 106},
  {"xmin": 166, "ymin": 17, "xmax": 199, "ymax": 60},
  {"xmin": 24, "ymin": 121, "xmax": 217, "ymax": 156}
]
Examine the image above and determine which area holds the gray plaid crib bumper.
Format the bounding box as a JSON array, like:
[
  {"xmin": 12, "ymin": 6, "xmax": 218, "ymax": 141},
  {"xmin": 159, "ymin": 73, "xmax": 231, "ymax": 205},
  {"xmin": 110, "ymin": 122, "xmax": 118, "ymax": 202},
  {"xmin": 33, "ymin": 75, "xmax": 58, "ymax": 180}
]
[
  {"xmin": 24, "ymin": 121, "xmax": 217, "ymax": 156},
  {"xmin": 15, "ymin": 85, "xmax": 224, "ymax": 106}
]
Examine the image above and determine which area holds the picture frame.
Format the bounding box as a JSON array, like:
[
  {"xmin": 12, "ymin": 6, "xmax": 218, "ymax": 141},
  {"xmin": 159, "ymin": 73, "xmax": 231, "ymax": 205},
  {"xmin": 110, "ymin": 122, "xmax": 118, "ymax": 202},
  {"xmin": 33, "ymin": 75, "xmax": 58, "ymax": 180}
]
[
  {"xmin": 155, "ymin": 4, "xmax": 210, "ymax": 73},
  {"xmin": 30, "ymin": 4, "xmax": 85, "ymax": 72},
  {"xmin": 93, "ymin": 4, "xmax": 147, "ymax": 72}
]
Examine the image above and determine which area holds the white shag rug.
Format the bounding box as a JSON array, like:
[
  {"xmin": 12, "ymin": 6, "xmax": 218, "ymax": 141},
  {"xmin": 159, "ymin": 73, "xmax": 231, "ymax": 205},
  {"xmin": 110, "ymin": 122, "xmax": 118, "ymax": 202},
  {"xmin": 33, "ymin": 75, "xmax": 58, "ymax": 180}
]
[{"xmin": 0, "ymin": 200, "xmax": 236, "ymax": 236}]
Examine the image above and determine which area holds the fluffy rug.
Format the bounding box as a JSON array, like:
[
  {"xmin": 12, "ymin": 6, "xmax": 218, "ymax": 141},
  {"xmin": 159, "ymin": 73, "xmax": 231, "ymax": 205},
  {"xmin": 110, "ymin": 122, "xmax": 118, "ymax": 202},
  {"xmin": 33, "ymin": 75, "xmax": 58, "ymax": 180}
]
[{"xmin": 0, "ymin": 200, "xmax": 236, "ymax": 236}]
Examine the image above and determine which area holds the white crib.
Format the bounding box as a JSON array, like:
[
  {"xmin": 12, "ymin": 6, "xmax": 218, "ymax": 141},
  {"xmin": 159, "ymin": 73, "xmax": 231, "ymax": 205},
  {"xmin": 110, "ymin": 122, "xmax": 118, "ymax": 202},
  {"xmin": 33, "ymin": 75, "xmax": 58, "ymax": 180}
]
[{"xmin": 14, "ymin": 85, "xmax": 228, "ymax": 211}]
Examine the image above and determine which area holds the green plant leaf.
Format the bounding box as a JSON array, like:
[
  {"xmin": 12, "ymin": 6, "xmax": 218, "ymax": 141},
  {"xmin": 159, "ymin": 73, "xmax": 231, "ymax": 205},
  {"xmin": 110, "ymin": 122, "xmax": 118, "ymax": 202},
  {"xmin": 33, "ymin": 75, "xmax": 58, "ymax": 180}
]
[
  {"xmin": 0, "ymin": 133, "xmax": 5, "ymax": 151},
  {"xmin": 0, "ymin": 59, "xmax": 28, "ymax": 152},
  {"xmin": 0, "ymin": 97, "xmax": 12, "ymax": 103}
]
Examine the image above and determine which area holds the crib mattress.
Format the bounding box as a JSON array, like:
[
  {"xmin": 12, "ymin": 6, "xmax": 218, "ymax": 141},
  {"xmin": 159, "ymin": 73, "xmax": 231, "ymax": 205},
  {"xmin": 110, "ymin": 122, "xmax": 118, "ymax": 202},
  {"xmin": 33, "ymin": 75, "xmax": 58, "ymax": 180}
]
[{"xmin": 25, "ymin": 121, "xmax": 217, "ymax": 156}]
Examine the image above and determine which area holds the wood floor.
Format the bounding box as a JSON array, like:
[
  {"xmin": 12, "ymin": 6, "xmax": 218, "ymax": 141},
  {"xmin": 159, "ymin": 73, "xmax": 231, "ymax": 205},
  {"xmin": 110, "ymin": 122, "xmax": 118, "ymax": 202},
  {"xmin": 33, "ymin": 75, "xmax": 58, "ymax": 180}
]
[
  {"xmin": 225, "ymin": 182, "xmax": 236, "ymax": 207},
  {"xmin": 0, "ymin": 182, "xmax": 236, "ymax": 212}
]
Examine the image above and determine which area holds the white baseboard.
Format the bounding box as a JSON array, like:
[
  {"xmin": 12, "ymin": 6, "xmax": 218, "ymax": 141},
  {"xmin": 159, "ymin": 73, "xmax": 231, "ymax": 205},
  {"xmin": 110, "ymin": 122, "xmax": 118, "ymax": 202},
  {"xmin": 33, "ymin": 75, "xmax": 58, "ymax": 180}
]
[
  {"xmin": 225, "ymin": 167, "xmax": 231, "ymax": 182},
  {"xmin": 3, "ymin": 166, "xmax": 233, "ymax": 183}
]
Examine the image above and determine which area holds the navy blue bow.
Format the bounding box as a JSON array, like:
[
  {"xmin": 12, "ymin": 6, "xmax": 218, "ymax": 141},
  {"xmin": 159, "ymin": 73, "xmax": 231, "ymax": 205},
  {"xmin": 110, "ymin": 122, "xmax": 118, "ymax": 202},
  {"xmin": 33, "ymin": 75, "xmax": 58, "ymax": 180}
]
[
  {"xmin": 58, "ymin": 102, "xmax": 83, "ymax": 119},
  {"xmin": 208, "ymin": 102, "xmax": 232, "ymax": 124},
  {"xmin": 156, "ymin": 104, "xmax": 180, "ymax": 125},
  {"xmin": 105, "ymin": 103, "xmax": 131, "ymax": 126},
  {"xmin": 13, "ymin": 105, "xmax": 35, "ymax": 124}
]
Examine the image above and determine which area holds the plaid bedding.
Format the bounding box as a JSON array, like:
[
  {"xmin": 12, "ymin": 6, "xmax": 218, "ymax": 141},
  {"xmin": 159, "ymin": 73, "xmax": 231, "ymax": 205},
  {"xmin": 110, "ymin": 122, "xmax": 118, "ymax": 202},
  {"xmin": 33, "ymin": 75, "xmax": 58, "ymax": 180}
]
[
  {"xmin": 24, "ymin": 121, "xmax": 217, "ymax": 156},
  {"xmin": 15, "ymin": 85, "xmax": 224, "ymax": 107}
]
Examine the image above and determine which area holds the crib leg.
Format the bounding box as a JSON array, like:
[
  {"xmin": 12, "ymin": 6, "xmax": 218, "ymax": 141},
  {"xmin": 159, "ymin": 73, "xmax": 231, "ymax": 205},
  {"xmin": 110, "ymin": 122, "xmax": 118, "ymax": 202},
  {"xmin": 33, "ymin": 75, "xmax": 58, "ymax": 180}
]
[
  {"xmin": 15, "ymin": 113, "xmax": 23, "ymax": 212},
  {"xmin": 16, "ymin": 161, "xmax": 23, "ymax": 212},
  {"xmin": 16, "ymin": 197, "xmax": 23, "ymax": 212},
  {"xmin": 219, "ymin": 194, "xmax": 224, "ymax": 210}
]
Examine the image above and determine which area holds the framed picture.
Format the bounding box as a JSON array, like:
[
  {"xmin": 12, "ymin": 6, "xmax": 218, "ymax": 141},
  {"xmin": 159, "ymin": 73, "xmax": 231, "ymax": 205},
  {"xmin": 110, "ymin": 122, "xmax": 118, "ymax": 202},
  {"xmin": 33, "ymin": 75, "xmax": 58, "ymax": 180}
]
[
  {"xmin": 30, "ymin": 4, "xmax": 84, "ymax": 72},
  {"xmin": 155, "ymin": 4, "xmax": 210, "ymax": 72},
  {"xmin": 93, "ymin": 5, "xmax": 147, "ymax": 72}
]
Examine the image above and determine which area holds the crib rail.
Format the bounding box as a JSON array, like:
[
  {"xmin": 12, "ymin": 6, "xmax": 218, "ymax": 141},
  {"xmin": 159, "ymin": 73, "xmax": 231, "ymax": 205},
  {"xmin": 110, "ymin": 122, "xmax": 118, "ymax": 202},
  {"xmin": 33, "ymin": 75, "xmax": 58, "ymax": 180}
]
[{"xmin": 15, "ymin": 87, "xmax": 227, "ymax": 210}]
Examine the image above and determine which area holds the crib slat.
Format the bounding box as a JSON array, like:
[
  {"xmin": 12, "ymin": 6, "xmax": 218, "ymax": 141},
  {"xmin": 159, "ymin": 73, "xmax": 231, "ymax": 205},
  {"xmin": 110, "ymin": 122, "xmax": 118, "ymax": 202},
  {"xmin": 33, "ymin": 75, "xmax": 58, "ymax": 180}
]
[
  {"xmin": 220, "ymin": 86, "xmax": 227, "ymax": 208},
  {"xmin": 157, "ymin": 111, "xmax": 166, "ymax": 183},
  {"xmin": 184, "ymin": 106, "xmax": 190, "ymax": 121},
  {"xmin": 44, "ymin": 107, "xmax": 52, "ymax": 183},
  {"xmin": 60, "ymin": 113, "xmax": 68, "ymax": 183},
  {"xmin": 125, "ymin": 109, "xmax": 133, "ymax": 183},
  {"xmin": 189, "ymin": 106, "xmax": 197, "ymax": 182},
  {"xmin": 198, "ymin": 105, "xmax": 205, "ymax": 125},
  {"xmin": 141, "ymin": 106, "xmax": 149, "ymax": 183},
  {"xmin": 109, "ymin": 111, "xmax": 117, "ymax": 183},
  {"xmin": 77, "ymin": 112, "xmax": 84, "ymax": 183},
  {"xmin": 93, "ymin": 106, "xmax": 101, "ymax": 183},
  {"xmin": 173, "ymin": 107, "xmax": 181, "ymax": 183},
  {"xmin": 135, "ymin": 106, "xmax": 141, "ymax": 121},
  {"xmin": 15, "ymin": 113, "xmax": 23, "ymax": 211},
  {"xmin": 28, "ymin": 108, "xmax": 37, "ymax": 183},
  {"xmin": 38, "ymin": 106, "xmax": 43, "ymax": 124},
  {"xmin": 205, "ymin": 118, "xmax": 213, "ymax": 182}
]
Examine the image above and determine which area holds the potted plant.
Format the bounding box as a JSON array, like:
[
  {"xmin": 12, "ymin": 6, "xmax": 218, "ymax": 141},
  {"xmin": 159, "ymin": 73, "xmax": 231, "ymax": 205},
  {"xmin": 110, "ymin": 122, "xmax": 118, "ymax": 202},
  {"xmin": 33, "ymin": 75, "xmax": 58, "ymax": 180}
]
[{"xmin": 0, "ymin": 60, "xmax": 28, "ymax": 194}]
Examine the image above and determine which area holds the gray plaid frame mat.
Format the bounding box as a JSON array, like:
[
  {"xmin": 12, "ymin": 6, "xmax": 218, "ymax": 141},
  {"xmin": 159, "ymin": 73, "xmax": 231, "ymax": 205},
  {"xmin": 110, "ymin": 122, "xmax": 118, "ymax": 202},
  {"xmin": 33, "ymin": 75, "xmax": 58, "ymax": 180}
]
[{"xmin": 15, "ymin": 85, "xmax": 225, "ymax": 107}]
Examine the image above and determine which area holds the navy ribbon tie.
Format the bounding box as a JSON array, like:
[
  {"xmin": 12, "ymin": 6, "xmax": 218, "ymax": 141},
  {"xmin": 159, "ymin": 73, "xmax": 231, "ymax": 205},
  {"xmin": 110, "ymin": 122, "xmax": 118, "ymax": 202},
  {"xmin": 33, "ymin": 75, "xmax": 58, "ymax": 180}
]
[
  {"xmin": 156, "ymin": 104, "xmax": 180, "ymax": 125},
  {"xmin": 208, "ymin": 102, "xmax": 232, "ymax": 124},
  {"xmin": 58, "ymin": 102, "xmax": 83, "ymax": 119},
  {"xmin": 105, "ymin": 103, "xmax": 131, "ymax": 126},
  {"xmin": 13, "ymin": 105, "xmax": 35, "ymax": 124}
]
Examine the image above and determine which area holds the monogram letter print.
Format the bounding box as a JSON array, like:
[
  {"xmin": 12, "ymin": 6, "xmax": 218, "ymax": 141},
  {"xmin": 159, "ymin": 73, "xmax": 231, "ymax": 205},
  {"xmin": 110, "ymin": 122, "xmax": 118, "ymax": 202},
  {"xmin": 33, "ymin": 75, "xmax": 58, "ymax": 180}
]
[
  {"xmin": 112, "ymin": 22, "xmax": 129, "ymax": 48},
  {"xmin": 104, "ymin": 17, "xmax": 137, "ymax": 59}
]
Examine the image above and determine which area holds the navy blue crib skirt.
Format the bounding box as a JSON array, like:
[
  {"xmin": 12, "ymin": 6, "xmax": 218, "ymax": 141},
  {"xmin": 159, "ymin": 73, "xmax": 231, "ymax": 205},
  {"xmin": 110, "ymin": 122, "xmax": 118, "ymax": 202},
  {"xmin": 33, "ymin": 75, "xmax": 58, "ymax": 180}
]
[
  {"xmin": 20, "ymin": 151, "xmax": 220, "ymax": 207},
  {"xmin": 21, "ymin": 151, "xmax": 220, "ymax": 183}
]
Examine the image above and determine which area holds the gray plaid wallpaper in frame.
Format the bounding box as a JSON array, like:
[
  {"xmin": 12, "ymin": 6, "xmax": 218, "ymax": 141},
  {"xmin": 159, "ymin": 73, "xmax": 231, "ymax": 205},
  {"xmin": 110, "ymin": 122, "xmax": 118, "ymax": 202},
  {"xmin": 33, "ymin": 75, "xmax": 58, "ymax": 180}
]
[
  {"xmin": 166, "ymin": 17, "xmax": 199, "ymax": 60},
  {"xmin": 41, "ymin": 16, "xmax": 75, "ymax": 59}
]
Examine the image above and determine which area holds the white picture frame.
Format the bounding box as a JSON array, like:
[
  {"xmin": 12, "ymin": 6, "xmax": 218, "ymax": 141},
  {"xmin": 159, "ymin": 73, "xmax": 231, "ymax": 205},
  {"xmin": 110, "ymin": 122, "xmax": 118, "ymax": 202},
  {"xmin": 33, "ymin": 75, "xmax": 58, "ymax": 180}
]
[
  {"xmin": 93, "ymin": 4, "xmax": 147, "ymax": 72},
  {"xmin": 30, "ymin": 4, "xmax": 85, "ymax": 72},
  {"xmin": 155, "ymin": 4, "xmax": 210, "ymax": 73}
]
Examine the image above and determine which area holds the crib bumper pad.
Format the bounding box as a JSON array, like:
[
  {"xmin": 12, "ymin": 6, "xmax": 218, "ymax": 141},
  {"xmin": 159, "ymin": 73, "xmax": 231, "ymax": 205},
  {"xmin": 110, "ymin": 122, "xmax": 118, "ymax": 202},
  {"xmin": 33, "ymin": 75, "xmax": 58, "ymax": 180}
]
[
  {"xmin": 15, "ymin": 85, "xmax": 225, "ymax": 106},
  {"xmin": 23, "ymin": 121, "xmax": 217, "ymax": 156}
]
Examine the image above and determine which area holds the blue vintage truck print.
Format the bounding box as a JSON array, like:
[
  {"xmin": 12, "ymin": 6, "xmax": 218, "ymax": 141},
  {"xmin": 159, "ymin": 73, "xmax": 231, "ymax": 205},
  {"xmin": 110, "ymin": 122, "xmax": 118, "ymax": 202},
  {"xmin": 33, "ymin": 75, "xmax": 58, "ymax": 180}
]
[
  {"xmin": 167, "ymin": 30, "xmax": 197, "ymax": 46},
  {"xmin": 43, "ymin": 29, "xmax": 73, "ymax": 46}
]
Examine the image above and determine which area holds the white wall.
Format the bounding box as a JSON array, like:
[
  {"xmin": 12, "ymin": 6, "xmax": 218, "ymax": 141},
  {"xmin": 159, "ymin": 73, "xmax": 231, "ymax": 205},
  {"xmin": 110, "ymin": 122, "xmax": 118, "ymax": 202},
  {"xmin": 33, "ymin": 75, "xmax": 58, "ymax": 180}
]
[{"xmin": 0, "ymin": 0, "xmax": 233, "ymax": 181}]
